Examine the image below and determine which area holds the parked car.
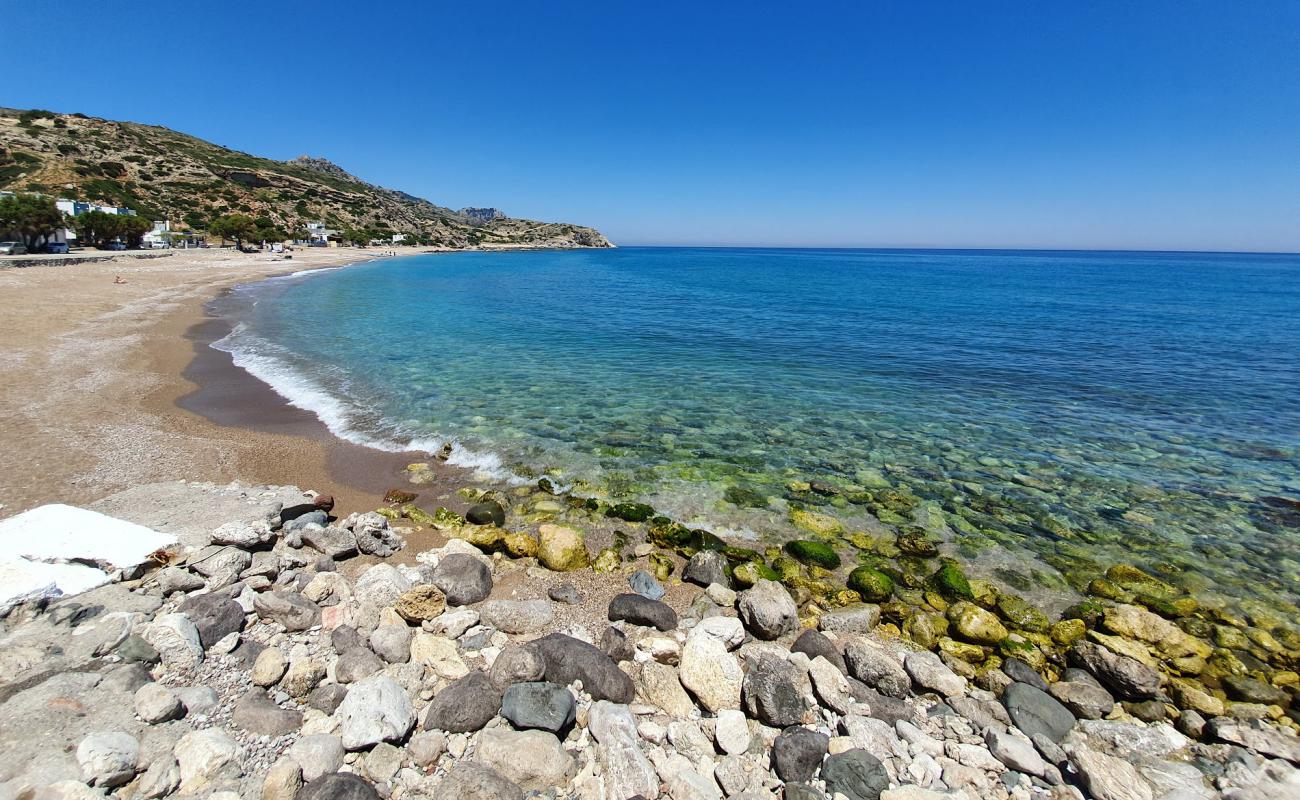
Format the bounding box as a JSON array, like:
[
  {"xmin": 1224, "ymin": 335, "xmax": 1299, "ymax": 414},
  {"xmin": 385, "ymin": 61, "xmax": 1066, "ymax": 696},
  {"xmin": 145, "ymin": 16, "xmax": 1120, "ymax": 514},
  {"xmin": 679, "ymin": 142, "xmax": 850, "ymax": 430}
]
[
  {"xmin": 0, "ymin": 241, "xmax": 28, "ymax": 255},
  {"xmin": 104, "ymin": 242, "xmax": 127, "ymax": 251},
  {"xmin": 44, "ymin": 242, "xmax": 69, "ymax": 254}
]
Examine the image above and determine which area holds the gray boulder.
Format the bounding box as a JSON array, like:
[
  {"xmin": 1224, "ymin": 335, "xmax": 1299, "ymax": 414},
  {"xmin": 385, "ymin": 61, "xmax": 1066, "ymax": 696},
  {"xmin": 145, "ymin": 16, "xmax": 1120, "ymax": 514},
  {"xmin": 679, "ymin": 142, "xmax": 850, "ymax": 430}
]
[
  {"xmin": 737, "ymin": 579, "xmax": 798, "ymax": 640},
  {"xmin": 300, "ymin": 526, "xmax": 358, "ymax": 559},
  {"xmin": 232, "ymin": 689, "xmax": 303, "ymax": 736},
  {"xmin": 252, "ymin": 591, "xmax": 321, "ymax": 631},
  {"xmin": 178, "ymin": 593, "xmax": 244, "ymax": 649},
  {"xmin": 430, "ymin": 762, "xmax": 523, "ymax": 800},
  {"xmin": 628, "ymin": 569, "xmax": 665, "ymax": 600},
  {"xmin": 742, "ymin": 652, "xmax": 813, "ymax": 727},
  {"xmin": 607, "ymin": 593, "xmax": 677, "ymax": 631},
  {"xmin": 489, "ymin": 642, "xmax": 546, "ymax": 689},
  {"xmin": 1003, "ymin": 681, "xmax": 1076, "ymax": 744},
  {"xmin": 793, "ymin": 628, "xmax": 847, "ymax": 674},
  {"xmin": 532, "ymin": 633, "xmax": 635, "ymax": 703},
  {"xmin": 433, "ymin": 554, "xmax": 493, "ymax": 606},
  {"xmin": 298, "ymin": 772, "xmax": 379, "ymax": 800},
  {"xmin": 501, "ymin": 681, "xmax": 575, "ymax": 733},
  {"xmin": 335, "ymin": 675, "xmax": 416, "ymax": 750},
  {"xmin": 683, "ymin": 550, "xmax": 729, "ymax": 587},
  {"xmin": 369, "ymin": 624, "xmax": 413, "ymax": 664},
  {"xmin": 843, "ymin": 639, "xmax": 910, "ymax": 698},
  {"xmin": 772, "ymin": 726, "xmax": 829, "ymax": 783},
  {"xmin": 1069, "ymin": 641, "xmax": 1162, "ymax": 701},
  {"xmin": 423, "ymin": 671, "xmax": 502, "ymax": 733},
  {"xmin": 820, "ymin": 749, "xmax": 889, "ymax": 800},
  {"xmin": 480, "ymin": 599, "xmax": 554, "ymax": 634},
  {"xmin": 77, "ymin": 731, "xmax": 139, "ymax": 788}
]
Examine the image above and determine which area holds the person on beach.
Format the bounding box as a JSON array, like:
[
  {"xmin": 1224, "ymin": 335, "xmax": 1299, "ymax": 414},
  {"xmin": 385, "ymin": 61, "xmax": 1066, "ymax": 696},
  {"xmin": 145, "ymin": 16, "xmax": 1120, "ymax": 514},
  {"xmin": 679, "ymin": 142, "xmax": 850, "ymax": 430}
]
[{"xmin": 113, "ymin": 275, "xmax": 127, "ymax": 284}]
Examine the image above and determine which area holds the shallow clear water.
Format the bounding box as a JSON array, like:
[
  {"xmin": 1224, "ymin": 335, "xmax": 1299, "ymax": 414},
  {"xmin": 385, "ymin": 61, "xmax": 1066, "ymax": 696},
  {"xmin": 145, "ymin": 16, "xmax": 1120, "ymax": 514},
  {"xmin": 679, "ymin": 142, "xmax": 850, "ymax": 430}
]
[{"xmin": 216, "ymin": 247, "xmax": 1300, "ymax": 610}]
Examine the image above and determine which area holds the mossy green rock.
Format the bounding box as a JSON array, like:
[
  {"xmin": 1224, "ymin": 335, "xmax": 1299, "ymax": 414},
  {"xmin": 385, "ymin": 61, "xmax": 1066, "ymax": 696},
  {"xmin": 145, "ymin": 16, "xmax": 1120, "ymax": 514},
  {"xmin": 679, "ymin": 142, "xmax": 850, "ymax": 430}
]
[
  {"xmin": 771, "ymin": 555, "xmax": 803, "ymax": 584},
  {"xmin": 431, "ymin": 507, "xmax": 466, "ymax": 530},
  {"xmin": 896, "ymin": 530, "xmax": 939, "ymax": 558},
  {"xmin": 948, "ymin": 601, "xmax": 1009, "ymax": 645},
  {"xmin": 683, "ymin": 529, "xmax": 727, "ymax": 554},
  {"xmin": 1051, "ymin": 618, "xmax": 1087, "ymax": 646},
  {"xmin": 374, "ymin": 507, "xmax": 401, "ymax": 521},
  {"xmin": 733, "ymin": 561, "xmax": 779, "ymax": 588},
  {"xmin": 648, "ymin": 520, "xmax": 690, "ymax": 548},
  {"xmin": 848, "ymin": 566, "xmax": 894, "ymax": 602},
  {"xmin": 648, "ymin": 552, "xmax": 675, "ymax": 581},
  {"xmin": 537, "ymin": 524, "xmax": 590, "ymax": 571},
  {"xmin": 606, "ymin": 502, "xmax": 655, "ymax": 522},
  {"xmin": 785, "ymin": 540, "xmax": 842, "ymax": 569},
  {"xmin": 1106, "ymin": 564, "xmax": 1180, "ymax": 599},
  {"xmin": 458, "ymin": 525, "xmax": 505, "ymax": 552},
  {"xmin": 502, "ymin": 532, "xmax": 538, "ymax": 559},
  {"xmin": 928, "ymin": 561, "xmax": 974, "ymax": 601},
  {"xmin": 997, "ymin": 594, "xmax": 1050, "ymax": 633},
  {"xmin": 592, "ymin": 547, "xmax": 622, "ymax": 574},
  {"xmin": 401, "ymin": 504, "xmax": 437, "ymax": 526},
  {"xmin": 790, "ymin": 507, "xmax": 845, "ymax": 537},
  {"xmin": 723, "ymin": 485, "xmax": 770, "ymax": 508},
  {"xmin": 904, "ymin": 611, "xmax": 947, "ymax": 649}
]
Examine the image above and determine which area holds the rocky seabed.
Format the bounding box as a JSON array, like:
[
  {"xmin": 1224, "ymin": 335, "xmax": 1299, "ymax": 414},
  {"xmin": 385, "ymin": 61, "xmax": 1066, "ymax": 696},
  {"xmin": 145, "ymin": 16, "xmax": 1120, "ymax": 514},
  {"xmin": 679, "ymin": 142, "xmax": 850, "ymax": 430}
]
[{"xmin": 0, "ymin": 481, "xmax": 1297, "ymax": 800}]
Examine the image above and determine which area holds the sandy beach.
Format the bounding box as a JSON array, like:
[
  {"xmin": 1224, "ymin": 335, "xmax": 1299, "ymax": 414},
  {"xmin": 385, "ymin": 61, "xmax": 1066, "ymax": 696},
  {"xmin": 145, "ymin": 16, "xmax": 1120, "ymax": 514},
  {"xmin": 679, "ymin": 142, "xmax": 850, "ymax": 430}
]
[{"xmin": 0, "ymin": 247, "xmax": 446, "ymax": 519}]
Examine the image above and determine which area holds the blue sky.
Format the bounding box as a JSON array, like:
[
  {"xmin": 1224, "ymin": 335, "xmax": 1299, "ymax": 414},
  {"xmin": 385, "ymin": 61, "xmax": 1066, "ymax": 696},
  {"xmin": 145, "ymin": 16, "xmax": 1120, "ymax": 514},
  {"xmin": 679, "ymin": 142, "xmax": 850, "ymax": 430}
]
[{"xmin": 5, "ymin": 1, "xmax": 1299, "ymax": 250}]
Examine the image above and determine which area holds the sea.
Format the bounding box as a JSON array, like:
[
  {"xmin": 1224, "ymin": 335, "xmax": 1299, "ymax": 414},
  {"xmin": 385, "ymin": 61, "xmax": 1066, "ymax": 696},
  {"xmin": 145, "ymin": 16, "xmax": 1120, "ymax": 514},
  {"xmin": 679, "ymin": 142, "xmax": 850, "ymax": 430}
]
[{"xmin": 213, "ymin": 247, "xmax": 1300, "ymax": 613}]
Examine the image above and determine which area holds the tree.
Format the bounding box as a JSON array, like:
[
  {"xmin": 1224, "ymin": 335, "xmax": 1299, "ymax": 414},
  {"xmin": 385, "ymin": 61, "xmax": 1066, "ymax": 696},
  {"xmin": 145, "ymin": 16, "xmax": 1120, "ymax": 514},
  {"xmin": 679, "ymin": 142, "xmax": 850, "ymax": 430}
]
[
  {"xmin": 254, "ymin": 224, "xmax": 286, "ymax": 245},
  {"xmin": 119, "ymin": 216, "xmax": 152, "ymax": 248},
  {"xmin": 0, "ymin": 193, "xmax": 65, "ymax": 250},
  {"xmin": 341, "ymin": 227, "xmax": 372, "ymax": 247},
  {"xmin": 209, "ymin": 213, "xmax": 256, "ymax": 250}
]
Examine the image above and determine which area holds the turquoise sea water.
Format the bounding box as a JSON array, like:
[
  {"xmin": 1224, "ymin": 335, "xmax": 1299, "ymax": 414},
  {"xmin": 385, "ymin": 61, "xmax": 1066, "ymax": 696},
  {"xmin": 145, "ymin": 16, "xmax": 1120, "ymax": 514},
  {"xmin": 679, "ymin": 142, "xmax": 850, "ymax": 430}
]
[{"xmin": 216, "ymin": 247, "xmax": 1300, "ymax": 611}]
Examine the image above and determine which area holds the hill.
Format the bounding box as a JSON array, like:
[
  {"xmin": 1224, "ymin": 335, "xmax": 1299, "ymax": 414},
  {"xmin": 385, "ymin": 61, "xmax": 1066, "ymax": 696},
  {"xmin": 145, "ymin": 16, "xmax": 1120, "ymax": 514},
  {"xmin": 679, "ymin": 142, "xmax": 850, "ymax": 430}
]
[{"xmin": 0, "ymin": 108, "xmax": 612, "ymax": 249}]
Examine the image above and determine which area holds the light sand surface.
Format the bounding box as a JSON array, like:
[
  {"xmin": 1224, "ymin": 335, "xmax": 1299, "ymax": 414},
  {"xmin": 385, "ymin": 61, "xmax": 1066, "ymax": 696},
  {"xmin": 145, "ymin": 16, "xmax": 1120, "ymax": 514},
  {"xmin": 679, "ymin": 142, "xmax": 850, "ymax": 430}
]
[{"xmin": 0, "ymin": 247, "xmax": 405, "ymax": 516}]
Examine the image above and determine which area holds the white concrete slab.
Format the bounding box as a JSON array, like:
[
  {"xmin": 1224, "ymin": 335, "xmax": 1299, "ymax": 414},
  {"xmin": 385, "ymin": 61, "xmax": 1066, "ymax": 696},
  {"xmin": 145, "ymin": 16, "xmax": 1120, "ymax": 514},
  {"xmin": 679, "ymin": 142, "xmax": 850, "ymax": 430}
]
[
  {"xmin": 0, "ymin": 503, "xmax": 177, "ymax": 570},
  {"xmin": 0, "ymin": 555, "xmax": 111, "ymax": 610}
]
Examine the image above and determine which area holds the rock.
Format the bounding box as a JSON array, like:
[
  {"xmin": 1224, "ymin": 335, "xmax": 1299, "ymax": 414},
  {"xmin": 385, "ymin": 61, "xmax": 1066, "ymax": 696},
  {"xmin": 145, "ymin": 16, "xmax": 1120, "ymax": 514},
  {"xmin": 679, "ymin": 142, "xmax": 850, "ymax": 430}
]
[
  {"xmin": 77, "ymin": 731, "xmax": 139, "ymax": 787},
  {"xmin": 1063, "ymin": 742, "xmax": 1153, "ymax": 800},
  {"xmin": 288, "ymin": 735, "xmax": 346, "ymax": 782},
  {"xmin": 353, "ymin": 513, "xmax": 404, "ymax": 557},
  {"xmin": 639, "ymin": 660, "xmax": 697, "ymax": 716},
  {"xmin": 1049, "ymin": 680, "xmax": 1115, "ymax": 720},
  {"xmin": 501, "ymin": 681, "xmax": 576, "ymax": 733},
  {"xmin": 298, "ymin": 773, "xmax": 380, "ymax": 800},
  {"xmin": 537, "ymin": 524, "xmax": 589, "ymax": 571},
  {"xmin": 1205, "ymin": 718, "xmax": 1300, "ymax": 763},
  {"xmin": 336, "ymin": 675, "xmax": 416, "ymax": 750},
  {"xmin": 466, "ymin": 501, "xmax": 506, "ymax": 526},
  {"xmin": 253, "ymin": 591, "xmax": 321, "ymax": 631},
  {"xmin": 262, "ymin": 758, "xmax": 302, "ymax": 800},
  {"xmin": 143, "ymin": 613, "xmax": 204, "ymax": 667},
  {"xmin": 1170, "ymin": 679, "xmax": 1225, "ymax": 717},
  {"xmin": 189, "ymin": 545, "xmax": 251, "ymax": 588},
  {"xmin": 488, "ymin": 641, "xmax": 546, "ymax": 689},
  {"xmin": 1070, "ymin": 641, "xmax": 1162, "ymax": 700},
  {"xmin": 116, "ymin": 633, "xmax": 160, "ymax": 664},
  {"xmin": 408, "ymin": 730, "xmax": 446, "ymax": 766},
  {"xmin": 903, "ymin": 650, "xmax": 966, "ymax": 697},
  {"xmin": 362, "ymin": 742, "xmax": 403, "ymax": 782},
  {"xmin": 608, "ymin": 593, "xmax": 678, "ymax": 631},
  {"xmin": 772, "ymin": 726, "xmax": 830, "ymax": 783},
  {"xmin": 474, "ymin": 727, "xmax": 574, "ymax": 791},
  {"xmin": 793, "ymin": 629, "xmax": 847, "ymax": 674},
  {"xmin": 819, "ymin": 604, "xmax": 881, "ymax": 634},
  {"xmin": 1223, "ymin": 675, "xmax": 1289, "ymax": 706},
  {"xmin": 423, "ymin": 670, "xmax": 502, "ymax": 732},
  {"xmin": 179, "ymin": 593, "xmax": 245, "ymax": 649},
  {"xmin": 480, "ymin": 599, "xmax": 555, "ymax": 634},
  {"xmin": 680, "ymin": 627, "xmax": 744, "ymax": 711},
  {"xmin": 1003, "ymin": 681, "xmax": 1075, "ymax": 743},
  {"xmin": 369, "ymin": 623, "xmax": 414, "ymax": 664},
  {"xmin": 336, "ymin": 647, "xmax": 384, "ymax": 683},
  {"xmin": 708, "ymin": 708, "xmax": 748, "ymax": 755},
  {"xmin": 985, "ymin": 729, "xmax": 1048, "ymax": 777},
  {"xmin": 809, "ymin": 654, "xmax": 854, "ymax": 714},
  {"xmin": 844, "ymin": 638, "xmax": 910, "ymax": 698},
  {"xmin": 300, "ymin": 526, "xmax": 358, "ymax": 560},
  {"xmin": 211, "ymin": 518, "xmax": 274, "ymax": 548},
  {"xmin": 1000, "ymin": 657, "xmax": 1047, "ymax": 690},
  {"xmin": 308, "ymin": 684, "xmax": 348, "ymax": 714},
  {"xmin": 821, "ymin": 749, "xmax": 890, "ymax": 800},
  {"xmin": 588, "ymin": 700, "xmax": 660, "ymax": 800},
  {"xmin": 548, "ymin": 582, "xmax": 581, "ymax": 604},
  {"xmin": 431, "ymin": 762, "xmax": 524, "ymax": 800},
  {"xmin": 785, "ymin": 539, "xmax": 841, "ymax": 569},
  {"xmin": 628, "ymin": 569, "xmax": 665, "ymax": 600},
  {"xmin": 847, "ymin": 567, "xmax": 894, "ymax": 602},
  {"xmin": 433, "ymin": 554, "xmax": 493, "ymax": 605},
  {"xmin": 252, "ymin": 647, "xmax": 289, "ymax": 686},
  {"xmin": 743, "ymin": 652, "xmax": 813, "ymax": 727},
  {"xmin": 174, "ymin": 728, "xmax": 237, "ymax": 793},
  {"xmin": 154, "ymin": 565, "xmax": 205, "ymax": 595},
  {"xmin": 233, "ymin": 689, "xmax": 303, "ymax": 736},
  {"xmin": 354, "ymin": 563, "xmax": 411, "ymax": 608},
  {"xmin": 134, "ymin": 682, "xmax": 183, "ymax": 723},
  {"xmin": 409, "ymin": 633, "xmax": 468, "ymax": 678},
  {"xmin": 695, "ymin": 615, "xmax": 746, "ymax": 648},
  {"xmin": 947, "ymin": 601, "xmax": 1008, "ymax": 645},
  {"xmin": 176, "ymin": 685, "xmax": 218, "ymax": 716},
  {"xmin": 738, "ymin": 579, "xmax": 798, "ymax": 640},
  {"xmin": 683, "ymin": 550, "xmax": 729, "ymax": 587},
  {"xmin": 786, "ymin": 785, "xmax": 830, "ymax": 800},
  {"xmin": 532, "ymin": 633, "xmax": 635, "ymax": 702}
]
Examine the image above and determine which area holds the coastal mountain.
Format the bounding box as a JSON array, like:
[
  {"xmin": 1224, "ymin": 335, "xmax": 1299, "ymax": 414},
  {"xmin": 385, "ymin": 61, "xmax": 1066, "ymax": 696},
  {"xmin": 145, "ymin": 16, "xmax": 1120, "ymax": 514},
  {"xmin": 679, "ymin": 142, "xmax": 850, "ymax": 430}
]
[{"xmin": 0, "ymin": 108, "xmax": 612, "ymax": 249}]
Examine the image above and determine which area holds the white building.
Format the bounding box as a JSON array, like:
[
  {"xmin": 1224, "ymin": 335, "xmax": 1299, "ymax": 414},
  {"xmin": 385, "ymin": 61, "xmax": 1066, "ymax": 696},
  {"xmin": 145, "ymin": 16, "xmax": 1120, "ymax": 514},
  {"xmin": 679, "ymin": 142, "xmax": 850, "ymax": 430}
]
[{"xmin": 142, "ymin": 220, "xmax": 171, "ymax": 249}]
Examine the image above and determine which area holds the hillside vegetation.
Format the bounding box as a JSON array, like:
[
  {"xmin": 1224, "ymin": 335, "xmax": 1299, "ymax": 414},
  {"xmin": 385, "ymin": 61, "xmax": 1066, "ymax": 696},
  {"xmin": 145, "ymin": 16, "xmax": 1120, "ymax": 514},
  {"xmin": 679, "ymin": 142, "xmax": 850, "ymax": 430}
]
[{"xmin": 0, "ymin": 108, "xmax": 611, "ymax": 249}]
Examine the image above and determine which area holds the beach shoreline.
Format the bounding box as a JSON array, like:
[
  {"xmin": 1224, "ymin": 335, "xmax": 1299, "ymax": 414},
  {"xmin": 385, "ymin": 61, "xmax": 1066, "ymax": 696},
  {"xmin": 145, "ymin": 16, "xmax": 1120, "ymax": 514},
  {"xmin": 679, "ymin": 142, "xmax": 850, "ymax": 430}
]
[{"xmin": 0, "ymin": 246, "xmax": 476, "ymax": 520}]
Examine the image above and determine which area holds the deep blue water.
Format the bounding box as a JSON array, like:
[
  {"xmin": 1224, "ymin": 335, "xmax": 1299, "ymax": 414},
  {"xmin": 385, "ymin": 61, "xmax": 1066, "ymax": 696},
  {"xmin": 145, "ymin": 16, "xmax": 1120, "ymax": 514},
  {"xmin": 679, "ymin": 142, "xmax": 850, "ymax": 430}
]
[{"xmin": 217, "ymin": 247, "xmax": 1300, "ymax": 610}]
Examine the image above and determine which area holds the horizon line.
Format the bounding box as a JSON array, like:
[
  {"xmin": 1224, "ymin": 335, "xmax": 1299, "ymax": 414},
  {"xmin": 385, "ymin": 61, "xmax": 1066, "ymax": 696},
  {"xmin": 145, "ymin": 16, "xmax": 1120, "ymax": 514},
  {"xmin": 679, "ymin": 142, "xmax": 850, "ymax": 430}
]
[{"xmin": 612, "ymin": 243, "xmax": 1300, "ymax": 257}]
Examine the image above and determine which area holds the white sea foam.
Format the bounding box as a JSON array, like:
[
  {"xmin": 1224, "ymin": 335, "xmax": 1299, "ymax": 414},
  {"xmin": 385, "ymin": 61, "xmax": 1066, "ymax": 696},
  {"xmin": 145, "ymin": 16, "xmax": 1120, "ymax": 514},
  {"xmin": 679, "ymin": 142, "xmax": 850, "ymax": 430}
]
[{"xmin": 210, "ymin": 325, "xmax": 520, "ymax": 483}]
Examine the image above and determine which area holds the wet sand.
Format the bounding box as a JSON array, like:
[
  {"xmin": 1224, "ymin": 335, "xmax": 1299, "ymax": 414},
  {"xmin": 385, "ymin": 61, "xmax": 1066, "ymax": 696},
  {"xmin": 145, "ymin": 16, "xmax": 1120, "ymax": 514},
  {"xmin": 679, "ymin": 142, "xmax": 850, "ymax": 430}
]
[{"xmin": 0, "ymin": 247, "xmax": 470, "ymax": 520}]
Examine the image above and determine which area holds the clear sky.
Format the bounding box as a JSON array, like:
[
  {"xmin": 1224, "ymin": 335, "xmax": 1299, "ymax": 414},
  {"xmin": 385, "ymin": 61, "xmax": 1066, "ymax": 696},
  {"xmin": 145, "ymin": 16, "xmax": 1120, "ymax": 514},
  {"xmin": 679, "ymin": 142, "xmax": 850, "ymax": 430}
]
[{"xmin": 5, "ymin": 1, "xmax": 1299, "ymax": 251}]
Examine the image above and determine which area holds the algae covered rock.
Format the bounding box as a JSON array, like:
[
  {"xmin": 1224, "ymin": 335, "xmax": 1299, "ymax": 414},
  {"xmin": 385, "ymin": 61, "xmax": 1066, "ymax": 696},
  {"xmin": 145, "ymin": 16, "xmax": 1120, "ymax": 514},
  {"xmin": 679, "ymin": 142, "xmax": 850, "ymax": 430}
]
[
  {"xmin": 537, "ymin": 524, "xmax": 590, "ymax": 571},
  {"xmin": 997, "ymin": 594, "xmax": 1050, "ymax": 633},
  {"xmin": 784, "ymin": 540, "xmax": 841, "ymax": 569},
  {"xmin": 847, "ymin": 566, "xmax": 894, "ymax": 603},
  {"xmin": 592, "ymin": 548, "xmax": 621, "ymax": 574},
  {"xmin": 948, "ymin": 601, "xmax": 1009, "ymax": 645},
  {"xmin": 790, "ymin": 507, "xmax": 844, "ymax": 537},
  {"xmin": 928, "ymin": 561, "xmax": 974, "ymax": 601},
  {"xmin": 723, "ymin": 485, "xmax": 770, "ymax": 509},
  {"xmin": 732, "ymin": 560, "xmax": 779, "ymax": 588},
  {"xmin": 606, "ymin": 502, "xmax": 655, "ymax": 522},
  {"xmin": 503, "ymin": 532, "xmax": 538, "ymax": 559}
]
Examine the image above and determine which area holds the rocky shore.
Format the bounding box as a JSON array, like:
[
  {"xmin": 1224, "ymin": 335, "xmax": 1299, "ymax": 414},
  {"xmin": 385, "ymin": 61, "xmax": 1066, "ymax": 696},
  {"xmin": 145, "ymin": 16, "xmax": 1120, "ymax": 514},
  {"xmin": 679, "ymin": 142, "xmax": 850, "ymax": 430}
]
[{"xmin": 0, "ymin": 477, "xmax": 1296, "ymax": 800}]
